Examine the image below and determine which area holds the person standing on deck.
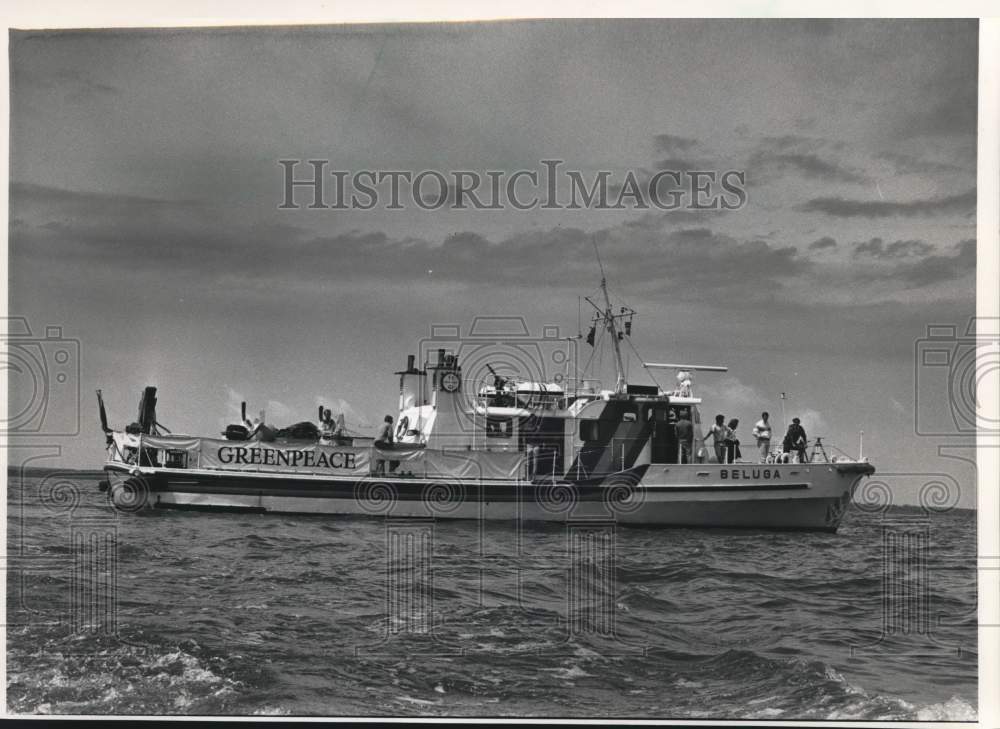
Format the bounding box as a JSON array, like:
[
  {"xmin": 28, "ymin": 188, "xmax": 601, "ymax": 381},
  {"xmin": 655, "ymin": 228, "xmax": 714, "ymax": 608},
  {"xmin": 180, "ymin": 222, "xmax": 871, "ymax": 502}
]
[
  {"xmin": 725, "ymin": 418, "xmax": 741, "ymax": 463},
  {"xmin": 703, "ymin": 414, "xmax": 728, "ymax": 464},
  {"xmin": 783, "ymin": 417, "xmax": 808, "ymax": 464},
  {"xmin": 675, "ymin": 409, "xmax": 694, "ymax": 464},
  {"xmin": 752, "ymin": 411, "xmax": 772, "ymax": 463},
  {"xmin": 318, "ymin": 408, "xmax": 334, "ymax": 435},
  {"xmin": 374, "ymin": 415, "xmax": 394, "ymax": 474}
]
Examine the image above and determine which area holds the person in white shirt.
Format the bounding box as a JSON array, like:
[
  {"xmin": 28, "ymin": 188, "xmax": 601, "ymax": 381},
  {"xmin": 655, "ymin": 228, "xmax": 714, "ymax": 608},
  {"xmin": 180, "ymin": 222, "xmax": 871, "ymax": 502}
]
[{"xmin": 751, "ymin": 411, "xmax": 772, "ymax": 463}]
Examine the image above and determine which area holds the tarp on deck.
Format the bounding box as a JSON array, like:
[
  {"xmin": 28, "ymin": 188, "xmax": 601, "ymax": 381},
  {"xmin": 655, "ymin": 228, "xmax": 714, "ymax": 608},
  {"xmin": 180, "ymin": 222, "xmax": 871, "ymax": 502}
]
[{"xmin": 372, "ymin": 446, "xmax": 525, "ymax": 480}]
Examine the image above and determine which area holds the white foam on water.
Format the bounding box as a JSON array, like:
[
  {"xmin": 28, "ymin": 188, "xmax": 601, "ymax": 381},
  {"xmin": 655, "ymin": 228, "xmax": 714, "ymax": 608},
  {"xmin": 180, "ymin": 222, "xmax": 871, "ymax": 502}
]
[
  {"xmin": 394, "ymin": 695, "xmax": 441, "ymax": 706},
  {"xmin": 541, "ymin": 665, "xmax": 592, "ymax": 680},
  {"xmin": 914, "ymin": 696, "xmax": 977, "ymax": 721}
]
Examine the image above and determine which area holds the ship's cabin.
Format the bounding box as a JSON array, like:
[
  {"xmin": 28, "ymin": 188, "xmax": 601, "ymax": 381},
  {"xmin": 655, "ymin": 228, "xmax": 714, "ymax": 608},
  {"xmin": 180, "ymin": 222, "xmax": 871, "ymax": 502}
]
[{"xmin": 393, "ymin": 350, "xmax": 709, "ymax": 479}]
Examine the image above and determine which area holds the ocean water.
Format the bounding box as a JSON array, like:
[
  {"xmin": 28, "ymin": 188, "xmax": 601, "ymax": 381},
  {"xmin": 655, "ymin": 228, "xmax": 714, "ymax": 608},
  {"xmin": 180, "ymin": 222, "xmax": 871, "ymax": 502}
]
[{"xmin": 6, "ymin": 472, "xmax": 977, "ymax": 719}]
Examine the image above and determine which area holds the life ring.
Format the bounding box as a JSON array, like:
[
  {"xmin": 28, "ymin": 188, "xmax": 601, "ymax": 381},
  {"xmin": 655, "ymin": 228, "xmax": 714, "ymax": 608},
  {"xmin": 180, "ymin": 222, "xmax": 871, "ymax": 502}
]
[{"xmin": 395, "ymin": 416, "xmax": 409, "ymax": 440}]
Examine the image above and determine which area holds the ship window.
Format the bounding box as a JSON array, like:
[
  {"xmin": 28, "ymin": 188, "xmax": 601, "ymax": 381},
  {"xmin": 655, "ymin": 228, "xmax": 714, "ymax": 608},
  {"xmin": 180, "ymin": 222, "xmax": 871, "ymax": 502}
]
[
  {"xmin": 579, "ymin": 420, "xmax": 602, "ymax": 441},
  {"xmin": 165, "ymin": 450, "xmax": 188, "ymax": 469},
  {"xmin": 486, "ymin": 416, "xmax": 513, "ymax": 438}
]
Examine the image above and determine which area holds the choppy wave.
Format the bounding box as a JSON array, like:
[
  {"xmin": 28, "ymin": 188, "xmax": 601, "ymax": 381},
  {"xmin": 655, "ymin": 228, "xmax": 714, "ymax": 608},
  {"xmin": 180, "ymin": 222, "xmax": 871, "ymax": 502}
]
[{"xmin": 6, "ymin": 474, "xmax": 978, "ymax": 718}]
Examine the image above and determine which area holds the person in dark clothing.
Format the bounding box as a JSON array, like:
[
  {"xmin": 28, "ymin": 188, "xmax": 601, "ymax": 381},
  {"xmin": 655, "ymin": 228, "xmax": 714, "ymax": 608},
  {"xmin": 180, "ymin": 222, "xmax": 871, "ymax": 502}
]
[
  {"xmin": 675, "ymin": 409, "xmax": 694, "ymax": 464},
  {"xmin": 374, "ymin": 415, "xmax": 394, "ymax": 474},
  {"xmin": 783, "ymin": 417, "xmax": 808, "ymax": 463},
  {"xmin": 725, "ymin": 418, "xmax": 741, "ymax": 463}
]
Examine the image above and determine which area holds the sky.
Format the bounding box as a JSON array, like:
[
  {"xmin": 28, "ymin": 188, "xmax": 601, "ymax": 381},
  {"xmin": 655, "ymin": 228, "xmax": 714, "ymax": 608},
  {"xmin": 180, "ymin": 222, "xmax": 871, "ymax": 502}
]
[{"xmin": 7, "ymin": 19, "xmax": 979, "ymax": 506}]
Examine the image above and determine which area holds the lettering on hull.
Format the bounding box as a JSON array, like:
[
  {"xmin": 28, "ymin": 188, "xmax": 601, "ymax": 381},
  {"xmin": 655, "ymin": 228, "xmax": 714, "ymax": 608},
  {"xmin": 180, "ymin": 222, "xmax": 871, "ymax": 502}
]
[
  {"xmin": 719, "ymin": 468, "xmax": 782, "ymax": 480},
  {"xmin": 217, "ymin": 446, "xmax": 357, "ymax": 470}
]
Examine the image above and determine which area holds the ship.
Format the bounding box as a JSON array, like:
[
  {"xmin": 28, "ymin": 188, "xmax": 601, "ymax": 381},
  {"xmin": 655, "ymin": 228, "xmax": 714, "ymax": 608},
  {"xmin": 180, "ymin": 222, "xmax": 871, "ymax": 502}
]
[{"xmin": 97, "ymin": 275, "xmax": 874, "ymax": 531}]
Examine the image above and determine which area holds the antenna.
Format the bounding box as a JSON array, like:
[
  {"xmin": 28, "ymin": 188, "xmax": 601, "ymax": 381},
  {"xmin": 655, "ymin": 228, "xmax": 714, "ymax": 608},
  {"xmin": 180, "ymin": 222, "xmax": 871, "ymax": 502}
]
[
  {"xmin": 780, "ymin": 392, "xmax": 787, "ymax": 438},
  {"xmin": 643, "ymin": 363, "xmax": 729, "ymax": 372},
  {"xmin": 588, "ymin": 237, "xmax": 628, "ymax": 395},
  {"xmin": 592, "ymin": 236, "xmax": 606, "ymax": 280}
]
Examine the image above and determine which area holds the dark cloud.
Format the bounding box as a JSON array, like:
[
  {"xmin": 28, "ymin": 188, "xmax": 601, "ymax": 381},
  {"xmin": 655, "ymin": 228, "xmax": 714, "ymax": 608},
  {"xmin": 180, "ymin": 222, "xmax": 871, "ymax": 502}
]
[
  {"xmin": 896, "ymin": 74, "xmax": 978, "ymax": 141},
  {"xmin": 808, "ymin": 236, "xmax": 837, "ymax": 250},
  {"xmin": 757, "ymin": 135, "xmax": 846, "ymax": 153},
  {"xmin": 12, "ymin": 66, "xmax": 120, "ymax": 99},
  {"xmin": 13, "ymin": 182, "xmax": 807, "ymax": 301},
  {"xmin": 749, "ymin": 150, "xmax": 865, "ymax": 184},
  {"xmin": 853, "ymin": 238, "xmax": 934, "ymax": 259},
  {"xmin": 747, "ymin": 135, "xmax": 861, "ymax": 184},
  {"xmin": 836, "ymin": 238, "xmax": 975, "ymax": 290},
  {"xmin": 653, "ymin": 134, "xmax": 698, "ymax": 154},
  {"xmin": 899, "ymin": 239, "xmax": 975, "ymax": 287},
  {"xmin": 876, "ymin": 151, "xmax": 965, "ymax": 175},
  {"xmin": 654, "ymin": 157, "xmax": 702, "ymax": 171},
  {"xmin": 798, "ymin": 188, "xmax": 975, "ymax": 218},
  {"xmin": 885, "ymin": 23, "xmax": 977, "ymax": 145}
]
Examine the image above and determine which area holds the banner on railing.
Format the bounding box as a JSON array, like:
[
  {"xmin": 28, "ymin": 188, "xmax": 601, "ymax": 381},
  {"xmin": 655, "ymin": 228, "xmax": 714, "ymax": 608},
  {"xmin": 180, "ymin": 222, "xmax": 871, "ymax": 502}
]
[{"xmin": 109, "ymin": 433, "xmax": 526, "ymax": 480}]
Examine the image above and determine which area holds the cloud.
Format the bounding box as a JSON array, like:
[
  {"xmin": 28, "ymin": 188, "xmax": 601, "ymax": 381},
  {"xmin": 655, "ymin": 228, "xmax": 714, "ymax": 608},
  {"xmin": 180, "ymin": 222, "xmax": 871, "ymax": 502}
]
[
  {"xmin": 10, "ymin": 181, "xmax": 971, "ymax": 313},
  {"xmin": 265, "ymin": 400, "xmax": 295, "ymax": 423},
  {"xmin": 699, "ymin": 375, "xmax": 768, "ymax": 412},
  {"xmin": 808, "ymin": 236, "xmax": 837, "ymax": 250},
  {"xmin": 316, "ymin": 396, "xmax": 372, "ymax": 431},
  {"xmin": 14, "ymin": 66, "xmax": 120, "ymax": 100},
  {"xmin": 797, "ymin": 188, "xmax": 975, "ymax": 218},
  {"xmin": 749, "ymin": 150, "xmax": 866, "ymax": 184},
  {"xmin": 898, "ymin": 238, "xmax": 975, "ymax": 287},
  {"xmin": 653, "ymin": 157, "xmax": 703, "ymax": 171},
  {"xmin": 838, "ymin": 238, "xmax": 975, "ymax": 290},
  {"xmin": 895, "ymin": 76, "xmax": 978, "ymax": 140},
  {"xmin": 852, "ymin": 238, "xmax": 933, "ymax": 259},
  {"xmin": 793, "ymin": 408, "xmax": 828, "ymax": 439},
  {"xmin": 746, "ymin": 134, "xmax": 863, "ymax": 184},
  {"xmin": 876, "ymin": 151, "xmax": 964, "ymax": 175},
  {"xmin": 12, "ymin": 182, "xmax": 806, "ymax": 299},
  {"xmin": 220, "ymin": 386, "xmax": 247, "ymax": 429},
  {"xmin": 654, "ymin": 134, "xmax": 698, "ymax": 154}
]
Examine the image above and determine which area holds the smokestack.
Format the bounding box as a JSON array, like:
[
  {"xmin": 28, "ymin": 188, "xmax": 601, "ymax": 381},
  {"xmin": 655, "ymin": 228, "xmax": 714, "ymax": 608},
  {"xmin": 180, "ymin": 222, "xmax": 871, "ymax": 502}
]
[
  {"xmin": 437, "ymin": 348, "xmax": 445, "ymax": 366},
  {"xmin": 407, "ymin": 354, "xmax": 415, "ymax": 372}
]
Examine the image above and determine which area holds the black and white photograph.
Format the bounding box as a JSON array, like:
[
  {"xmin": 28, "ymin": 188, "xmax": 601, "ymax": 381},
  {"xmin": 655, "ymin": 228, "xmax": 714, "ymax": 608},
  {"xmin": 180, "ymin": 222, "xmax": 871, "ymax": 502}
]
[{"xmin": 2, "ymin": 4, "xmax": 997, "ymax": 723}]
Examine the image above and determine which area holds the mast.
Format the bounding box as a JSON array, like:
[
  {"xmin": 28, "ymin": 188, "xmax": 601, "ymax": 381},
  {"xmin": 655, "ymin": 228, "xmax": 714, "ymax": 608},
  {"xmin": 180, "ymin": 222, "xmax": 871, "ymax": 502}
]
[
  {"xmin": 601, "ymin": 275, "xmax": 628, "ymax": 395},
  {"xmin": 587, "ymin": 237, "xmax": 633, "ymax": 396}
]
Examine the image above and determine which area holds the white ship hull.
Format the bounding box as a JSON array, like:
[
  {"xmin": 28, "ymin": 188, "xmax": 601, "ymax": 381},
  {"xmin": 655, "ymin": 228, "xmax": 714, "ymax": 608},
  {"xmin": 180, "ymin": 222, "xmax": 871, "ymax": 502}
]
[{"xmin": 103, "ymin": 460, "xmax": 872, "ymax": 532}]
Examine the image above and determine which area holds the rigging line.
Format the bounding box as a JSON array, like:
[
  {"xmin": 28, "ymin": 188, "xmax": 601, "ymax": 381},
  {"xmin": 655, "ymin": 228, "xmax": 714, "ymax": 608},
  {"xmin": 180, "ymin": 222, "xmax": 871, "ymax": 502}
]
[
  {"xmin": 362, "ymin": 34, "xmax": 390, "ymax": 99},
  {"xmin": 581, "ymin": 318, "xmax": 608, "ymax": 384},
  {"xmin": 592, "ymin": 236, "xmax": 606, "ymax": 281},
  {"xmin": 581, "ymin": 324, "xmax": 601, "ymax": 375},
  {"xmin": 596, "ymin": 324, "xmax": 606, "ymax": 381},
  {"xmin": 622, "ymin": 335, "xmax": 664, "ymax": 391}
]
